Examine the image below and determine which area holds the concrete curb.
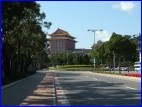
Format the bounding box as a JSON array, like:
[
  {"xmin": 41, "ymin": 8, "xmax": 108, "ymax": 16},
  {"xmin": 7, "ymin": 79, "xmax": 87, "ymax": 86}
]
[{"xmin": 2, "ymin": 73, "xmax": 37, "ymax": 90}]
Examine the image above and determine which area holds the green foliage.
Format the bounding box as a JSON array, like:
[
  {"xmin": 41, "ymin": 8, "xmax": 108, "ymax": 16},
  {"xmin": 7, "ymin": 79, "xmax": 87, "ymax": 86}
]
[
  {"xmin": 2, "ymin": 2, "xmax": 52, "ymax": 84},
  {"xmin": 49, "ymin": 65, "xmax": 94, "ymax": 71},
  {"xmin": 50, "ymin": 52, "xmax": 91, "ymax": 66},
  {"xmin": 92, "ymin": 32, "xmax": 139, "ymax": 74}
]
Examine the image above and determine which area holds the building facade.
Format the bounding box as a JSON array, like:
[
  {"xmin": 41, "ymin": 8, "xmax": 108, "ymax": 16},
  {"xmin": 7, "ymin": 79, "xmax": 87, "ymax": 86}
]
[{"xmin": 48, "ymin": 28, "xmax": 76, "ymax": 56}]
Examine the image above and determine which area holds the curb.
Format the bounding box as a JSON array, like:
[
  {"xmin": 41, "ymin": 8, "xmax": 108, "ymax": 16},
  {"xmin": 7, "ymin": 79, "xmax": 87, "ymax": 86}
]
[{"xmin": 2, "ymin": 73, "xmax": 37, "ymax": 90}]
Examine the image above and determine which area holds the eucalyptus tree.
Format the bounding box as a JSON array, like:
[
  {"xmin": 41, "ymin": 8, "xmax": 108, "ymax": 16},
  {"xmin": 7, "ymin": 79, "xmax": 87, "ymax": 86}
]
[
  {"xmin": 2, "ymin": 2, "xmax": 51, "ymax": 80},
  {"xmin": 108, "ymin": 33, "xmax": 137, "ymax": 74},
  {"xmin": 92, "ymin": 33, "xmax": 138, "ymax": 74}
]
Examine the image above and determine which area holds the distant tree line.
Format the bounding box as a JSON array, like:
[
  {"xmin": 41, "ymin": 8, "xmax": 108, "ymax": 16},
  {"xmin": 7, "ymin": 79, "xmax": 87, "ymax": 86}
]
[
  {"xmin": 50, "ymin": 32, "xmax": 140, "ymax": 74},
  {"xmin": 2, "ymin": 2, "xmax": 51, "ymax": 85},
  {"xmin": 50, "ymin": 52, "xmax": 92, "ymax": 66},
  {"xmin": 91, "ymin": 33, "xmax": 140, "ymax": 73}
]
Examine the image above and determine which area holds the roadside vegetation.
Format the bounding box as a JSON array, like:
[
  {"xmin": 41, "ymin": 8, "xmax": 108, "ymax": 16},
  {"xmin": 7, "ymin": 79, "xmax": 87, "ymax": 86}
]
[
  {"xmin": 49, "ymin": 65, "xmax": 119, "ymax": 72},
  {"xmin": 2, "ymin": 2, "xmax": 51, "ymax": 85},
  {"xmin": 50, "ymin": 65, "xmax": 94, "ymax": 71},
  {"xmin": 49, "ymin": 33, "xmax": 140, "ymax": 74}
]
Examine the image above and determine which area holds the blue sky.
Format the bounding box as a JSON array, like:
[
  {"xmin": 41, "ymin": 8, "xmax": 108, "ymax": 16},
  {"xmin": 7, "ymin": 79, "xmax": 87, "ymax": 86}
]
[{"xmin": 37, "ymin": 1, "xmax": 141, "ymax": 49}]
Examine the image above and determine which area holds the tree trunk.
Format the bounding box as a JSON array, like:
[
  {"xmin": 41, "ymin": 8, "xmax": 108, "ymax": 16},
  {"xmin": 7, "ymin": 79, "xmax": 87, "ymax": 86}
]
[
  {"xmin": 109, "ymin": 58, "xmax": 111, "ymax": 73},
  {"xmin": 22, "ymin": 58, "xmax": 26, "ymax": 73},
  {"xmin": 118, "ymin": 58, "xmax": 121, "ymax": 74}
]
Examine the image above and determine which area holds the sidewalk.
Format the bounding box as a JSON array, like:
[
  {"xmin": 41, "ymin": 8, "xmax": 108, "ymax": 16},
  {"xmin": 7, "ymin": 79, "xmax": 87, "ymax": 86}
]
[{"xmin": 2, "ymin": 71, "xmax": 56, "ymax": 106}]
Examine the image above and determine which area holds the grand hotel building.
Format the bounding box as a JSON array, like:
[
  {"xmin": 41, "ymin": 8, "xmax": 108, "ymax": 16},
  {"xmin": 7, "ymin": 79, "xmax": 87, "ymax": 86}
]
[{"xmin": 48, "ymin": 28, "xmax": 77, "ymax": 56}]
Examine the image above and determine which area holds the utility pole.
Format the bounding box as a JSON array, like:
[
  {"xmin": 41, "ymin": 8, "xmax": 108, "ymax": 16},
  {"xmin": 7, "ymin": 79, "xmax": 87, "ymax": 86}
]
[{"xmin": 88, "ymin": 29, "xmax": 103, "ymax": 72}]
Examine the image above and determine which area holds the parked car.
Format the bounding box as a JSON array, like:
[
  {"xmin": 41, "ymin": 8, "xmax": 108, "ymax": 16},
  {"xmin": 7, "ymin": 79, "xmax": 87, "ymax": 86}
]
[
  {"xmin": 134, "ymin": 64, "xmax": 141, "ymax": 72},
  {"xmin": 120, "ymin": 67, "xmax": 128, "ymax": 71},
  {"xmin": 105, "ymin": 66, "xmax": 110, "ymax": 71},
  {"xmin": 111, "ymin": 67, "xmax": 119, "ymax": 71},
  {"xmin": 134, "ymin": 62, "xmax": 141, "ymax": 72}
]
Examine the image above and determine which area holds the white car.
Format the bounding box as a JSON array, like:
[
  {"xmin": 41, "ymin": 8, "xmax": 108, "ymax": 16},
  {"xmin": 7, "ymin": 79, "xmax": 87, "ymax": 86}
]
[
  {"xmin": 134, "ymin": 65, "xmax": 141, "ymax": 72},
  {"xmin": 134, "ymin": 62, "xmax": 141, "ymax": 72},
  {"xmin": 120, "ymin": 67, "xmax": 128, "ymax": 71}
]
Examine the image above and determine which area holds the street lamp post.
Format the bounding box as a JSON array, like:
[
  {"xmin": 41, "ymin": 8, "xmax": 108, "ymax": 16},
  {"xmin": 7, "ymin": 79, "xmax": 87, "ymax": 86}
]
[{"xmin": 88, "ymin": 29, "xmax": 102, "ymax": 72}]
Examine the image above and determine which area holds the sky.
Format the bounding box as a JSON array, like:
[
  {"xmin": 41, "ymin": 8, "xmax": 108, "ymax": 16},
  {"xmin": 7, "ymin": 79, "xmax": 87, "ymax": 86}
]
[{"xmin": 37, "ymin": 1, "xmax": 141, "ymax": 49}]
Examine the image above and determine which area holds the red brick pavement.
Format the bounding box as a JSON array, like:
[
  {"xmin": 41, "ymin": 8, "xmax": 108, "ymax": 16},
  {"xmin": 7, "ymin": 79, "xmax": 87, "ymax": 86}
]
[{"xmin": 20, "ymin": 72, "xmax": 55, "ymax": 106}]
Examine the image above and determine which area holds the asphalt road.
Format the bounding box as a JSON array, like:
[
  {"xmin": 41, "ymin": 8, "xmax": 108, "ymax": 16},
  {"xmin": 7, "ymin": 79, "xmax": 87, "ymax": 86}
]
[
  {"xmin": 2, "ymin": 70, "xmax": 54, "ymax": 106},
  {"xmin": 54, "ymin": 71, "xmax": 141, "ymax": 106}
]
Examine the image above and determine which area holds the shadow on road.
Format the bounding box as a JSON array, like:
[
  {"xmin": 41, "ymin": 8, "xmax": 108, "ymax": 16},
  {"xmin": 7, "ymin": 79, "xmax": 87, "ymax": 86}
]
[
  {"xmin": 55, "ymin": 72, "xmax": 140, "ymax": 106},
  {"xmin": 2, "ymin": 72, "xmax": 54, "ymax": 106}
]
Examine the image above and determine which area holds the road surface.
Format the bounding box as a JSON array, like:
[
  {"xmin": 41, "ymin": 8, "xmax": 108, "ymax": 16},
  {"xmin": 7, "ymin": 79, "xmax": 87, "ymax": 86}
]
[
  {"xmin": 54, "ymin": 71, "xmax": 140, "ymax": 106},
  {"xmin": 2, "ymin": 70, "xmax": 54, "ymax": 106}
]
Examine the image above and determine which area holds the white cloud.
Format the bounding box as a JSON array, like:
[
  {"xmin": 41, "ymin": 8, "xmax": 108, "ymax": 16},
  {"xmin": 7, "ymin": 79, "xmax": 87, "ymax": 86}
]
[
  {"xmin": 95, "ymin": 30, "xmax": 111, "ymax": 42},
  {"xmin": 112, "ymin": 1, "xmax": 135, "ymax": 12}
]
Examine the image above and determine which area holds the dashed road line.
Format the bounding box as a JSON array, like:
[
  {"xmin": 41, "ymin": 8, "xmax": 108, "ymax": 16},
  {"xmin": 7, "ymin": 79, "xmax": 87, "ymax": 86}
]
[
  {"xmin": 107, "ymin": 81, "xmax": 112, "ymax": 83},
  {"xmin": 125, "ymin": 86, "xmax": 138, "ymax": 90}
]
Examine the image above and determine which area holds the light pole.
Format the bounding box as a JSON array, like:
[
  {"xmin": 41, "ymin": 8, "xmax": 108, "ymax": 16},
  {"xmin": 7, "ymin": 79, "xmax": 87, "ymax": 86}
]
[{"xmin": 88, "ymin": 29, "xmax": 102, "ymax": 72}]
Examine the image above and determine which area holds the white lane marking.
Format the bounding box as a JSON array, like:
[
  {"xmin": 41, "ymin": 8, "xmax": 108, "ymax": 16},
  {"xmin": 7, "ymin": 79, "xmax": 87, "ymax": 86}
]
[
  {"xmin": 93, "ymin": 78, "xmax": 98, "ymax": 80},
  {"xmin": 125, "ymin": 86, "xmax": 138, "ymax": 90},
  {"xmin": 85, "ymin": 76, "xmax": 88, "ymax": 77},
  {"xmin": 52, "ymin": 84, "xmax": 56, "ymax": 105},
  {"xmin": 55, "ymin": 77, "xmax": 70, "ymax": 105},
  {"xmin": 107, "ymin": 81, "xmax": 111, "ymax": 83}
]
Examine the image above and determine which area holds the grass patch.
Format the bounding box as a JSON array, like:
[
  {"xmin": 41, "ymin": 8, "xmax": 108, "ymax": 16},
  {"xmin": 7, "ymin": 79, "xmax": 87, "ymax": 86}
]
[
  {"xmin": 49, "ymin": 65, "xmax": 140, "ymax": 78},
  {"xmin": 49, "ymin": 65, "xmax": 95, "ymax": 71},
  {"xmin": 49, "ymin": 65, "xmax": 110, "ymax": 72}
]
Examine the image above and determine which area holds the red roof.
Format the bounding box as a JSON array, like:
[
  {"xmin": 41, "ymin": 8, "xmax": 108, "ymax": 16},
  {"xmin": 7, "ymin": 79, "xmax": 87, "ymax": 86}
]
[{"xmin": 49, "ymin": 28, "xmax": 76, "ymax": 39}]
